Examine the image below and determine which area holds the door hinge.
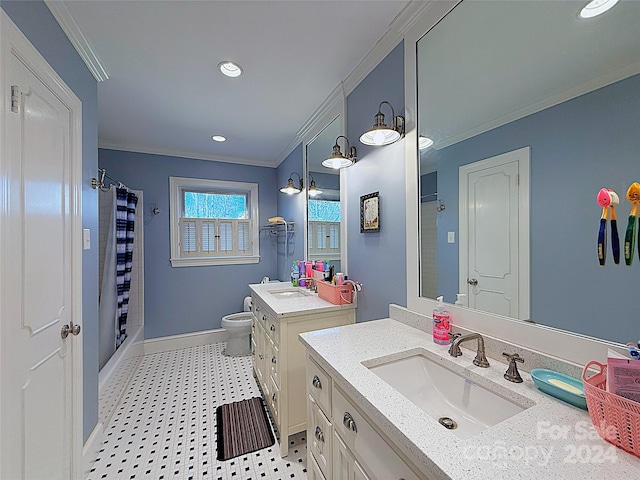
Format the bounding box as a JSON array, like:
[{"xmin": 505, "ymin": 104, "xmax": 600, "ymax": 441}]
[{"xmin": 11, "ymin": 85, "xmax": 19, "ymax": 113}]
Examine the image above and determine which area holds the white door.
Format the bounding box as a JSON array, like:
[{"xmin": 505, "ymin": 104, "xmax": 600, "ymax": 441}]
[
  {"xmin": 459, "ymin": 147, "xmax": 530, "ymax": 320},
  {"xmin": 0, "ymin": 13, "xmax": 83, "ymax": 480}
]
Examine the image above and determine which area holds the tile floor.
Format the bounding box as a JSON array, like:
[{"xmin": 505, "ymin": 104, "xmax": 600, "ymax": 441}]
[{"xmin": 88, "ymin": 342, "xmax": 307, "ymax": 480}]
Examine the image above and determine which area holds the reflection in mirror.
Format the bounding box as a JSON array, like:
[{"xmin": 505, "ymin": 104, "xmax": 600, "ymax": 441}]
[
  {"xmin": 417, "ymin": 0, "xmax": 640, "ymax": 343},
  {"xmin": 306, "ymin": 116, "xmax": 342, "ymax": 272}
]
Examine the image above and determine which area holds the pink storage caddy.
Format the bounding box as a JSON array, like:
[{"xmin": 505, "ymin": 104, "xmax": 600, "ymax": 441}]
[
  {"xmin": 316, "ymin": 280, "xmax": 353, "ymax": 305},
  {"xmin": 581, "ymin": 360, "xmax": 640, "ymax": 458}
]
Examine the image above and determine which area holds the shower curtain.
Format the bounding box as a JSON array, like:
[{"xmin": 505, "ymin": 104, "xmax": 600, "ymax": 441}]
[
  {"xmin": 99, "ymin": 187, "xmax": 138, "ymax": 369},
  {"xmin": 116, "ymin": 188, "xmax": 138, "ymax": 347}
]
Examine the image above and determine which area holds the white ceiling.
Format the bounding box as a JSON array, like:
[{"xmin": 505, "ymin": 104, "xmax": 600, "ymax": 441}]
[
  {"xmin": 51, "ymin": 0, "xmax": 410, "ymax": 167},
  {"xmin": 418, "ymin": 0, "xmax": 640, "ymax": 159}
]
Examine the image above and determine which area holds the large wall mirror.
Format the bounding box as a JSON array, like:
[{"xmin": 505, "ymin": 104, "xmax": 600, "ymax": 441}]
[
  {"xmin": 305, "ymin": 115, "xmax": 343, "ymax": 272},
  {"xmin": 417, "ymin": 0, "xmax": 639, "ymax": 344}
]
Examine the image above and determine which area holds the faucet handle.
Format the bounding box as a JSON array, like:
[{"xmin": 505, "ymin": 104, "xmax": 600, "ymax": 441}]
[
  {"xmin": 448, "ymin": 332, "xmax": 461, "ymax": 341},
  {"xmin": 502, "ymin": 352, "xmax": 524, "ymax": 383}
]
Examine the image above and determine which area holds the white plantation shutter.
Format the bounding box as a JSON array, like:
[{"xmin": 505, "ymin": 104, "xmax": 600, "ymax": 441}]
[
  {"xmin": 237, "ymin": 221, "xmax": 250, "ymax": 253},
  {"xmin": 219, "ymin": 221, "xmax": 233, "ymax": 253},
  {"xmin": 329, "ymin": 224, "xmax": 340, "ymax": 250},
  {"xmin": 316, "ymin": 224, "xmax": 327, "ymax": 250},
  {"xmin": 181, "ymin": 220, "xmax": 197, "ymax": 254},
  {"xmin": 201, "ymin": 221, "xmax": 217, "ymax": 253},
  {"xmin": 309, "ymin": 221, "xmax": 340, "ymax": 257}
]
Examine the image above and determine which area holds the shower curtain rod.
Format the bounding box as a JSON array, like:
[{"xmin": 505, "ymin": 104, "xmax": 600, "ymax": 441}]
[{"xmin": 91, "ymin": 168, "xmax": 129, "ymax": 191}]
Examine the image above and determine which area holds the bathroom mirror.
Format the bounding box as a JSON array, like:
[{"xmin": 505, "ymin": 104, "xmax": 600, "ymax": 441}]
[
  {"xmin": 305, "ymin": 115, "xmax": 342, "ymax": 272},
  {"xmin": 417, "ymin": 0, "xmax": 640, "ymax": 343}
]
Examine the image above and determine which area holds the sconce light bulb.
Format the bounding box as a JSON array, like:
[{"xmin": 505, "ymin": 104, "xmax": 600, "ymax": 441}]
[
  {"xmin": 332, "ymin": 158, "xmax": 342, "ymax": 169},
  {"xmin": 373, "ymin": 130, "xmax": 386, "ymax": 145}
]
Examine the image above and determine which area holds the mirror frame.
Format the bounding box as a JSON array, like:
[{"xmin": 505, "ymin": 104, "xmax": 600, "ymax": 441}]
[
  {"xmin": 404, "ymin": 0, "xmax": 623, "ymax": 366},
  {"xmin": 300, "ymin": 92, "xmax": 347, "ymax": 272}
]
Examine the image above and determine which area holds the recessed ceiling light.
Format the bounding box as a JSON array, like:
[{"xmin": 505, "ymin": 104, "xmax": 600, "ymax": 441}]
[
  {"xmin": 211, "ymin": 135, "xmax": 226, "ymax": 142},
  {"xmin": 419, "ymin": 136, "xmax": 434, "ymax": 150},
  {"xmin": 218, "ymin": 61, "xmax": 243, "ymax": 78},
  {"xmin": 579, "ymin": 0, "xmax": 619, "ymax": 19}
]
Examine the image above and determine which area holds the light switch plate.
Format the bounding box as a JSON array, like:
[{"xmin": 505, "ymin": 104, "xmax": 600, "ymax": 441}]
[
  {"xmin": 83, "ymin": 228, "xmax": 90, "ymax": 250},
  {"xmin": 448, "ymin": 231, "xmax": 455, "ymax": 243}
]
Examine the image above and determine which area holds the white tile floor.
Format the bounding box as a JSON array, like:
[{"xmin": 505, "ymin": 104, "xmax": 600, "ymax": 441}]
[{"xmin": 88, "ymin": 342, "xmax": 307, "ymax": 480}]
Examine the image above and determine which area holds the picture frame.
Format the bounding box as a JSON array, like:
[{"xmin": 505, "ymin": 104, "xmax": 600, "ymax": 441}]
[{"xmin": 360, "ymin": 191, "xmax": 380, "ymax": 233}]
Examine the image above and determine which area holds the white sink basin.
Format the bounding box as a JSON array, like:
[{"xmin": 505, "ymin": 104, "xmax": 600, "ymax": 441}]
[
  {"xmin": 367, "ymin": 353, "xmax": 529, "ymax": 439},
  {"xmin": 269, "ymin": 289, "xmax": 310, "ymax": 299}
]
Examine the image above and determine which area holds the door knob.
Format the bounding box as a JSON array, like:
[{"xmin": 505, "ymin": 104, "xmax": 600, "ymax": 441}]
[
  {"xmin": 467, "ymin": 278, "xmax": 478, "ymax": 286},
  {"xmin": 61, "ymin": 321, "xmax": 81, "ymax": 339}
]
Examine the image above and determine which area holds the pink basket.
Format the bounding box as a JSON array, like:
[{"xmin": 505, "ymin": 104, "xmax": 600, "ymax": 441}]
[
  {"xmin": 316, "ymin": 280, "xmax": 353, "ymax": 305},
  {"xmin": 581, "ymin": 360, "xmax": 640, "ymax": 458}
]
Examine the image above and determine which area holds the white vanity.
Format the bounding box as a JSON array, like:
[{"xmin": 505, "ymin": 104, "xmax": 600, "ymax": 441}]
[
  {"xmin": 249, "ymin": 281, "xmax": 356, "ymax": 457},
  {"xmin": 300, "ymin": 315, "xmax": 640, "ymax": 480}
]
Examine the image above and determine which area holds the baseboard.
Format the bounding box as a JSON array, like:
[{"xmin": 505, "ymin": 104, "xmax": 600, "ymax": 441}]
[
  {"xmin": 82, "ymin": 421, "xmax": 104, "ymax": 477},
  {"xmin": 143, "ymin": 328, "xmax": 229, "ymax": 355}
]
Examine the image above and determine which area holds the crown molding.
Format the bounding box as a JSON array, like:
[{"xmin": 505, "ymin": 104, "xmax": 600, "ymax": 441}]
[
  {"xmin": 44, "ymin": 0, "xmax": 109, "ymax": 82},
  {"xmin": 98, "ymin": 142, "xmax": 277, "ymax": 168},
  {"xmin": 342, "ymin": 0, "xmax": 430, "ymax": 96}
]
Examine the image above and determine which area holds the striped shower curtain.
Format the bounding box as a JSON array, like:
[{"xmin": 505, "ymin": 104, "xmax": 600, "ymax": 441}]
[{"xmin": 115, "ymin": 188, "xmax": 138, "ymax": 348}]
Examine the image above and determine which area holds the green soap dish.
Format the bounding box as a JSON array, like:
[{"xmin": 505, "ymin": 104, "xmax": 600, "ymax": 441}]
[{"xmin": 530, "ymin": 369, "xmax": 587, "ymax": 410}]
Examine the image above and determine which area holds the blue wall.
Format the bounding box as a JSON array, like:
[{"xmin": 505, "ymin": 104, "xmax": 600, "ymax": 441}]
[
  {"xmin": 433, "ymin": 74, "xmax": 639, "ymax": 343},
  {"xmin": 2, "ymin": 1, "xmax": 100, "ymax": 443},
  {"xmin": 345, "ymin": 42, "xmax": 406, "ymax": 322},
  {"xmin": 276, "ymin": 144, "xmax": 305, "ymax": 280},
  {"xmin": 99, "ymin": 149, "xmax": 278, "ymax": 338}
]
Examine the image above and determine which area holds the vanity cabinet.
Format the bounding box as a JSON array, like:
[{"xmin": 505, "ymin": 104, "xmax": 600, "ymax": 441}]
[
  {"xmin": 251, "ymin": 293, "xmax": 354, "ymax": 457},
  {"xmin": 306, "ymin": 356, "xmax": 426, "ymax": 480}
]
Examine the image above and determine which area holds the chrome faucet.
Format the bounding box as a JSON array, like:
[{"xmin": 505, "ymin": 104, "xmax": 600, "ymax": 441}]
[{"xmin": 448, "ymin": 332, "xmax": 490, "ymax": 368}]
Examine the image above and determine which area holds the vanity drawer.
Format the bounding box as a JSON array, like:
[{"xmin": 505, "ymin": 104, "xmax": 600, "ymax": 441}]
[
  {"xmin": 332, "ymin": 387, "xmax": 422, "ymax": 480},
  {"xmin": 269, "ymin": 375, "xmax": 280, "ymax": 426},
  {"xmin": 307, "ymin": 357, "xmax": 332, "ymax": 415},
  {"xmin": 267, "ymin": 316, "xmax": 280, "ymax": 344},
  {"xmin": 309, "ymin": 395, "xmax": 332, "ymax": 480},
  {"xmin": 269, "ymin": 341, "xmax": 280, "ymax": 387}
]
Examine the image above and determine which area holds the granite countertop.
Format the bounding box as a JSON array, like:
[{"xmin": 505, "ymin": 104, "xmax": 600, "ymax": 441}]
[
  {"xmin": 249, "ymin": 281, "xmax": 356, "ymax": 318},
  {"xmin": 299, "ymin": 318, "xmax": 640, "ymax": 480}
]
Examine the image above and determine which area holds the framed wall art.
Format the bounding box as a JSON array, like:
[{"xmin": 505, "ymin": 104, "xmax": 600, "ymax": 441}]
[{"xmin": 360, "ymin": 191, "xmax": 380, "ymax": 233}]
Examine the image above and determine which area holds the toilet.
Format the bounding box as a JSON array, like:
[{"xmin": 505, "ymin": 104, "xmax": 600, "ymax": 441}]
[{"xmin": 221, "ymin": 296, "xmax": 253, "ymax": 356}]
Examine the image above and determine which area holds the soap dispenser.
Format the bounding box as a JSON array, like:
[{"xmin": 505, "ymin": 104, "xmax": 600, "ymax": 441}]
[
  {"xmin": 454, "ymin": 293, "xmax": 466, "ymax": 307},
  {"xmin": 432, "ymin": 296, "xmax": 451, "ymax": 345}
]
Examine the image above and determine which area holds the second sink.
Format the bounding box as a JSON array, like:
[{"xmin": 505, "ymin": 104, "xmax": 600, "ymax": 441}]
[
  {"xmin": 269, "ymin": 289, "xmax": 310, "ymax": 299},
  {"xmin": 367, "ymin": 352, "xmax": 530, "ymax": 439}
]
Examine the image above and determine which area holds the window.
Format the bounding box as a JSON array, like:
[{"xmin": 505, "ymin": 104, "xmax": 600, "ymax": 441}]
[
  {"xmin": 308, "ymin": 199, "xmax": 340, "ymax": 260},
  {"xmin": 170, "ymin": 177, "xmax": 259, "ymax": 267}
]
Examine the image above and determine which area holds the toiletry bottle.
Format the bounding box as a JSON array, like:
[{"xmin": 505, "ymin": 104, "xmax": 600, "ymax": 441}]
[
  {"xmin": 454, "ymin": 293, "xmax": 466, "ymax": 307},
  {"xmin": 432, "ymin": 296, "xmax": 451, "ymax": 345},
  {"xmin": 291, "ymin": 262, "xmax": 299, "ymax": 287},
  {"xmin": 298, "ymin": 261, "xmax": 306, "ymax": 287}
]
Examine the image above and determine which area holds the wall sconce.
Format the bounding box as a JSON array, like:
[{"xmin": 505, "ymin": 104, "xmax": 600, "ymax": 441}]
[
  {"xmin": 360, "ymin": 101, "xmax": 405, "ymax": 146},
  {"xmin": 322, "ymin": 136, "xmax": 358, "ymax": 169},
  {"xmin": 308, "ymin": 175, "xmax": 323, "ymax": 197},
  {"xmin": 419, "ymin": 135, "xmax": 434, "ymax": 150},
  {"xmin": 280, "ymin": 172, "xmax": 303, "ymax": 194}
]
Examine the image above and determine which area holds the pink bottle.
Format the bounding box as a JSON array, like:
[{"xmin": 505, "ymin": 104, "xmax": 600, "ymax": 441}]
[{"xmin": 432, "ymin": 296, "xmax": 451, "ymax": 345}]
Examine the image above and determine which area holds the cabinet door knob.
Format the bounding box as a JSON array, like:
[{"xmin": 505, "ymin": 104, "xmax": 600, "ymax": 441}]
[
  {"xmin": 314, "ymin": 426, "xmax": 324, "ymax": 443},
  {"xmin": 259, "ymin": 354, "xmax": 264, "ymax": 360},
  {"xmin": 270, "ymin": 324, "xmax": 276, "ymax": 332},
  {"xmin": 271, "ymin": 356, "xmax": 277, "ymax": 364},
  {"xmin": 272, "ymin": 393, "xmax": 277, "ymax": 403},
  {"xmin": 312, "ymin": 375, "xmax": 322, "ymax": 390},
  {"xmin": 343, "ymin": 412, "xmax": 357, "ymax": 433}
]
